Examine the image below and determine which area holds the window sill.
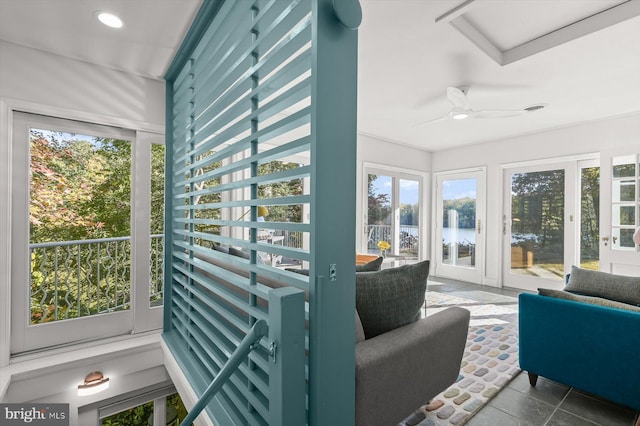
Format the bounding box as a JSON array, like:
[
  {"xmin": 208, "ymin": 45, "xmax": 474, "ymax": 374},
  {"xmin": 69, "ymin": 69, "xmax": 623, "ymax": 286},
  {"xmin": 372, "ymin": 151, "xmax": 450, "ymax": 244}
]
[{"xmin": 1, "ymin": 330, "xmax": 162, "ymax": 401}]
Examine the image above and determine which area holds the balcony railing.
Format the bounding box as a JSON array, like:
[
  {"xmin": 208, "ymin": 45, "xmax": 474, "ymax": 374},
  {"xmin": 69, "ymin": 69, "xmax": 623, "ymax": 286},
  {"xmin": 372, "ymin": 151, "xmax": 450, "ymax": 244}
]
[
  {"xmin": 367, "ymin": 224, "xmax": 419, "ymax": 255},
  {"xmin": 29, "ymin": 234, "xmax": 164, "ymax": 324}
]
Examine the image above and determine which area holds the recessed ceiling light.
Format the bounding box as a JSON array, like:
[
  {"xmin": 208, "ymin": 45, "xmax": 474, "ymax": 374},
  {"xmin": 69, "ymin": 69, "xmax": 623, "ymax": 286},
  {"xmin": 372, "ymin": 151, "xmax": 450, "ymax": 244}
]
[{"xmin": 97, "ymin": 12, "xmax": 124, "ymax": 29}]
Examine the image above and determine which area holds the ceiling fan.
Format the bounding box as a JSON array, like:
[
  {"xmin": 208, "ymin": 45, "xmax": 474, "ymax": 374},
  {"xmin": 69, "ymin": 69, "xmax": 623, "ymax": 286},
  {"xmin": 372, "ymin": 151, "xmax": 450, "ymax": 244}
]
[{"xmin": 415, "ymin": 87, "xmax": 545, "ymax": 127}]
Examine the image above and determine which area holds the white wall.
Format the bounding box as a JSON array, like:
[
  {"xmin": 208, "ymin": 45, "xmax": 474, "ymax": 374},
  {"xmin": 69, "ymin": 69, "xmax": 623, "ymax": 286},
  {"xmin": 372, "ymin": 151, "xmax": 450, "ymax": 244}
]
[
  {"xmin": 358, "ymin": 133, "xmax": 433, "ymax": 171},
  {"xmin": 0, "ymin": 41, "xmax": 165, "ymax": 131},
  {"xmin": 4, "ymin": 336, "xmax": 168, "ymax": 426},
  {"xmin": 0, "ymin": 41, "xmax": 168, "ymax": 422},
  {"xmin": 432, "ymin": 113, "xmax": 640, "ymax": 286}
]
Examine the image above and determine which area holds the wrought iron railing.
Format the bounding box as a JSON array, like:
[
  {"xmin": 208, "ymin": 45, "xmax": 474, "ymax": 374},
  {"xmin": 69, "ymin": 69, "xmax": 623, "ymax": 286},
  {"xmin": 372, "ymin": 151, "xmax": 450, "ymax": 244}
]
[
  {"xmin": 366, "ymin": 224, "xmax": 419, "ymax": 255},
  {"xmin": 29, "ymin": 234, "xmax": 164, "ymax": 324},
  {"xmin": 149, "ymin": 234, "xmax": 165, "ymax": 305}
]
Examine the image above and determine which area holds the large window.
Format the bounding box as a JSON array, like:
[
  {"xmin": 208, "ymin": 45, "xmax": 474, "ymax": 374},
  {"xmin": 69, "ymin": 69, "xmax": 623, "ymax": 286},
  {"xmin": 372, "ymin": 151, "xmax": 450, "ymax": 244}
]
[
  {"xmin": 10, "ymin": 113, "xmax": 163, "ymax": 354},
  {"xmin": 364, "ymin": 166, "xmax": 423, "ymax": 260},
  {"xmin": 28, "ymin": 128, "xmax": 133, "ymax": 323}
]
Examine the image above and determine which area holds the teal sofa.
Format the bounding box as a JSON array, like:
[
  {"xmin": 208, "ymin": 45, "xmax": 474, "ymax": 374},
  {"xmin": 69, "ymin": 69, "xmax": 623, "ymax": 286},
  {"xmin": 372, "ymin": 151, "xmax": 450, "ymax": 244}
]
[{"xmin": 519, "ymin": 267, "xmax": 640, "ymax": 411}]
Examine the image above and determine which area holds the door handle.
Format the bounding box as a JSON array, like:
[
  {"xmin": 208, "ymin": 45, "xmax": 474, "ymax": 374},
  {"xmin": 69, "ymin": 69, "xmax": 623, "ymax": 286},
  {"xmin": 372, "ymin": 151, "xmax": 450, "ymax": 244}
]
[
  {"xmin": 602, "ymin": 236, "xmax": 609, "ymax": 246},
  {"xmin": 477, "ymin": 219, "xmax": 481, "ymax": 234}
]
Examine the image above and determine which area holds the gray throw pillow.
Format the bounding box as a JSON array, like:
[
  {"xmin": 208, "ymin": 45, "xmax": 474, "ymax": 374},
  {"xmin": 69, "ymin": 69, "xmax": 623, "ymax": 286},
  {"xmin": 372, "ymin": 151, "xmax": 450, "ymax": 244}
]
[
  {"xmin": 355, "ymin": 260, "xmax": 430, "ymax": 339},
  {"xmin": 539, "ymin": 288, "xmax": 640, "ymax": 313},
  {"xmin": 564, "ymin": 265, "xmax": 640, "ymax": 306},
  {"xmin": 355, "ymin": 256, "xmax": 383, "ymax": 272}
]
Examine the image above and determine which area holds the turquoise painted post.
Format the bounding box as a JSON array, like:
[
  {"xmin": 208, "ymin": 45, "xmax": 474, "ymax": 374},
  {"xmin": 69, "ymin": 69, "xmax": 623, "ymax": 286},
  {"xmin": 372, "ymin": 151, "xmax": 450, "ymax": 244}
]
[
  {"xmin": 163, "ymin": 0, "xmax": 361, "ymax": 424},
  {"xmin": 163, "ymin": 79, "xmax": 174, "ymax": 333},
  {"xmin": 309, "ymin": 0, "xmax": 360, "ymax": 424},
  {"xmin": 269, "ymin": 287, "xmax": 306, "ymax": 425},
  {"xmin": 163, "ymin": 0, "xmax": 224, "ymax": 332}
]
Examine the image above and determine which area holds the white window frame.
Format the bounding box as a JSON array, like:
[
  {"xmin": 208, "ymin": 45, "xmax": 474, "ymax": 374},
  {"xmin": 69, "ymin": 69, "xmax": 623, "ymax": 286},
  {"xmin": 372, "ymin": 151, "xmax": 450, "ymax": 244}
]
[
  {"xmin": 77, "ymin": 383, "xmax": 180, "ymax": 426},
  {"xmin": 358, "ymin": 162, "xmax": 429, "ymax": 260},
  {"xmin": 6, "ymin": 111, "xmax": 163, "ymax": 356}
]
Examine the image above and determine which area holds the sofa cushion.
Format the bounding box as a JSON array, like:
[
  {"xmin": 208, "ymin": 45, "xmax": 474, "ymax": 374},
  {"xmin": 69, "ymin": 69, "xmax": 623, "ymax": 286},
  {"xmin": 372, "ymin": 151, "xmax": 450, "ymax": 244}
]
[
  {"xmin": 212, "ymin": 243, "xmax": 230, "ymax": 254},
  {"xmin": 538, "ymin": 288, "xmax": 640, "ymax": 313},
  {"xmin": 355, "ymin": 256, "xmax": 383, "ymax": 272},
  {"xmin": 355, "ymin": 310, "xmax": 366, "ymax": 343},
  {"xmin": 564, "ymin": 265, "xmax": 640, "ymax": 306},
  {"xmin": 356, "ymin": 260, "xmax": 430, "ymax": 339},
  {"xmin": 229, "ymin": 246, "xmax": 250, "ymax": 259}
]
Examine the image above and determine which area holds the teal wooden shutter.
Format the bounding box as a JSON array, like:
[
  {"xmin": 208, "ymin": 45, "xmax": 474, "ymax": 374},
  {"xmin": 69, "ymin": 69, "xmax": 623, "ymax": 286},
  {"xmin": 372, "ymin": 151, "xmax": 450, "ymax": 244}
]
[{"xmin": 163, "ymin": 0, "xmax": 358, "ymax": 424}]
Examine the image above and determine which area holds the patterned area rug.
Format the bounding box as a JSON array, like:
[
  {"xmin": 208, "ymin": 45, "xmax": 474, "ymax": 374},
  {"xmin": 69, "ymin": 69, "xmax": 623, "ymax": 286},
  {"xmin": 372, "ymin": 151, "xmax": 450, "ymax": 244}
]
[{"xmin": 401, "ymin": 291, "xmax": 521, "ymax": 426}]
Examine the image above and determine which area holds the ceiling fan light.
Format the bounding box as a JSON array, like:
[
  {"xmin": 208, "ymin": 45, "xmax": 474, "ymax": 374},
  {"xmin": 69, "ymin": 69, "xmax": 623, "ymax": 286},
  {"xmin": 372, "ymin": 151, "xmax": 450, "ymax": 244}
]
[{"xmin": 452, "ymin": 112, "xmax": 469, "ymax": 120}]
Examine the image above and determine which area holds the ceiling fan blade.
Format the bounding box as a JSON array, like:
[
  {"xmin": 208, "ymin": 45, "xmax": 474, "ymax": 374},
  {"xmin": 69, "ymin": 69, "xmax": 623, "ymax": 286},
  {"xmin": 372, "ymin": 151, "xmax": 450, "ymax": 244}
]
[
  {"xmin": 473, "ymin": 109, "xmax": 526, "ymax": 119},
  {"xmin": 414, "ymin": 114, "xmax": 449, "ymax": 127},
  {"xmin": 446, "ymin": 87, "xmax": 470, "ymax": 110}
]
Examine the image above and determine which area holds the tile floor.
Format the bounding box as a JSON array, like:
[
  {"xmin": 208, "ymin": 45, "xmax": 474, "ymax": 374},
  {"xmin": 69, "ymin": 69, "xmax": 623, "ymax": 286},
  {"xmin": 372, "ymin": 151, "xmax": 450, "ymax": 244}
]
[{"xmin": 427, "ymin": 276, "xmax": 640, "ymax": 426}]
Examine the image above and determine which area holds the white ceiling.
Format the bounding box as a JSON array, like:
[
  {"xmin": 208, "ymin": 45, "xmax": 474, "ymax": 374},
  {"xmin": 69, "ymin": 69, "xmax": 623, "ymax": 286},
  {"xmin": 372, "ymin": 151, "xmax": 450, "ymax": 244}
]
[
  {"xmin": 358, "ymin": 0, "xmax": 640, "ymax": 151},
  {"xmin": 1, "ymin": 0, "xmax": 639, "ymax": 152},
  {"xmin": 0, "ymin": 0, "xmax": 202, "ymax": 79}
]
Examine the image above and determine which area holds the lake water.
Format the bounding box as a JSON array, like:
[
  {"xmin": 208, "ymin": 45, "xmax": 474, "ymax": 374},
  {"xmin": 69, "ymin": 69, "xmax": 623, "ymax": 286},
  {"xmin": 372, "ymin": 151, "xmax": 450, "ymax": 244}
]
[{"xmin": 442, "ymin": 227, "xmax": 476, "ymax": 245}]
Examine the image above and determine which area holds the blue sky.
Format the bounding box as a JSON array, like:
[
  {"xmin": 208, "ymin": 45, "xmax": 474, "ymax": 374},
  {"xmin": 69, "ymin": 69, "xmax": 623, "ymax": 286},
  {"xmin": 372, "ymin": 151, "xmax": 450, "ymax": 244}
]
[
  {"xmin": 443, "ymin": 178, "xmax": 476, "ymax": 200},
  {"xmin": 32, "ymin": 128, "xmax": 107, "ymax": 148},
  {"xmin": 371, "ymin": 175, "xmax": 420, "ymax": 205},
  {"xmin": 371, "ymin": 175, "xmax": 477, "ymax": 205}
]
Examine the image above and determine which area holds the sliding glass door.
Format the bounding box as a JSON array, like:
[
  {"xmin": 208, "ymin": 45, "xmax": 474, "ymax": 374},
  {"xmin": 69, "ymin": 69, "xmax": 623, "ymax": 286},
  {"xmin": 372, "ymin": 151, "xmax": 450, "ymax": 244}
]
[
  {"xmin": 508, "ymin": 168, "xmax": 565, "ymax": 280},
  {"xmin": 503, "ymin": 162, "xmax": 580, "ymax": 290}
]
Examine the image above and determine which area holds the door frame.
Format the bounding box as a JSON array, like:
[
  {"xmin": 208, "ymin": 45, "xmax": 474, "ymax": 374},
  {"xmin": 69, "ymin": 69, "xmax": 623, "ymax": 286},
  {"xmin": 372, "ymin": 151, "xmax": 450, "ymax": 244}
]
[
  {"xmin": 433, "ymin": 167, "xmax": 486, "ymax": 284},
  {"xmin": 599, "ymin": 146, "xmax": 640, "ymax": 276}
]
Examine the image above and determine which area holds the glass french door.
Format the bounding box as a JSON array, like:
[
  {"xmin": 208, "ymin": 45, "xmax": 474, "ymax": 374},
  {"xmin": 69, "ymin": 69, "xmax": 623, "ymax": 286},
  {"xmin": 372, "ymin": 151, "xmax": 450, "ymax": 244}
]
[
  {"xmin": 365, "ymin": 168, "xmax": 422, "ymax": 260},
  {"xmin": 503, "ymin": 163, "xmax": 579, "ymax": 290},
  {"xmin": 434, "ymin": 170, "xmax": 485, "ymax": 283}
]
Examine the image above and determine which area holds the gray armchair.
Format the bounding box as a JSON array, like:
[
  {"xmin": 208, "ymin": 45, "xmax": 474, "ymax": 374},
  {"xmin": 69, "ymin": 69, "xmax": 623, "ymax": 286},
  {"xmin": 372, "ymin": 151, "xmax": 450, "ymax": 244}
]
[
  {"xmin": 355, "ymin": 307, "xmax": 470, "ymax": 426},
  {"xmin": 354, "ymin": 261, "xmax": 470, "ymax": 426}
]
